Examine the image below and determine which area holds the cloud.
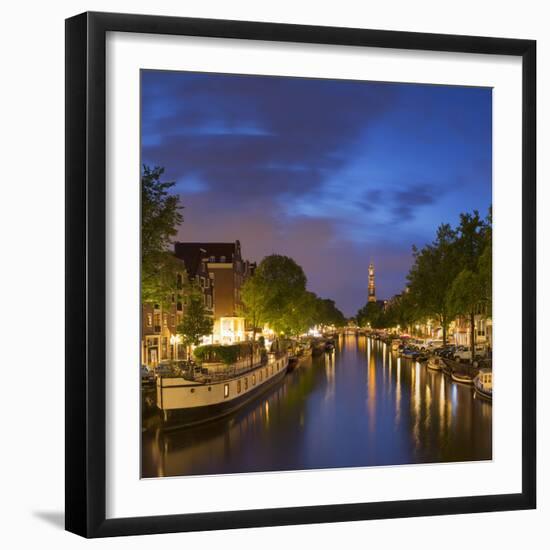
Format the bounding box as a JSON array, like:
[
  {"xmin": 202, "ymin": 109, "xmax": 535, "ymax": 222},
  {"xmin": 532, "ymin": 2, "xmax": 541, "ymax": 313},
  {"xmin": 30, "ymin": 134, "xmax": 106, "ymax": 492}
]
[
  {"xmin": 142, "ymin": 72, "xmax": 398, "ymax": 203},
  {"xmin": 391, "ymin": 184, "xmax": 437, "ymax": 221}
]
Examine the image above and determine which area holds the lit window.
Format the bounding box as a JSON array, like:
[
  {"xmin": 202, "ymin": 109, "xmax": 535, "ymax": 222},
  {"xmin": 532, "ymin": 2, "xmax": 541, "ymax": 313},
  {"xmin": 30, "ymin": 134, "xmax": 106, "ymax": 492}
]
[
  {"xmin": 252, "ymin": 375, "xmax": 256, "ymax": 386},
  {"xmin": 224, "ymin": 384, "xmax": 229, "ymax": 398},
  {"xmin": 220, "ymin": 255, "xmax": 226, "ymax": 262},
  {"xmin": 147, "ymin": 314, "xmax": 152, "ymax": 327}
]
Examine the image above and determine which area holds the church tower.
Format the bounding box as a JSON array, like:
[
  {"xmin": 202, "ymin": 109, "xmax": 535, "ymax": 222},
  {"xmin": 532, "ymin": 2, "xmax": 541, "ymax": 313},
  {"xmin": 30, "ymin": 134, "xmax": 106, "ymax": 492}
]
[{"xmin": 368, "ymin": 262, "xmax": 376, "ymax": 303}]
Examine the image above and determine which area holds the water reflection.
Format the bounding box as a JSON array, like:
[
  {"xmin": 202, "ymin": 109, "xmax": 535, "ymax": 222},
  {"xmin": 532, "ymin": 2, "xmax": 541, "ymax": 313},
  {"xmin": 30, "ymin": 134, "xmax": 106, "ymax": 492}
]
[{"xmin": 142, "ymin": 335, "xmax": 492, "ymax": 478}]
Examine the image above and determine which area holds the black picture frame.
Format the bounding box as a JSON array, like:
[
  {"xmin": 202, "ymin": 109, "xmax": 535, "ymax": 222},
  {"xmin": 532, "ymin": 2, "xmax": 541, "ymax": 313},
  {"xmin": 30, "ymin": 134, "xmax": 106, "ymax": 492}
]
[{"xmin": 65, "ymin": 11, "xmax": 536, "ymax": 538}]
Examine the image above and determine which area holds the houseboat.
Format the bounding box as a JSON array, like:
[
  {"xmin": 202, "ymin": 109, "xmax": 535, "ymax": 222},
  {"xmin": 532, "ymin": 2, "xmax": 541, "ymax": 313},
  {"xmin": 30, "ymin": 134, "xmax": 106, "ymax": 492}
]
[
  {"xmin": 156, "ymin": 342, "xmax": 289, "ymax": 428},
  {"xmin": 473, "ymin": 368, "xmax": 493, "ymax": 400}
]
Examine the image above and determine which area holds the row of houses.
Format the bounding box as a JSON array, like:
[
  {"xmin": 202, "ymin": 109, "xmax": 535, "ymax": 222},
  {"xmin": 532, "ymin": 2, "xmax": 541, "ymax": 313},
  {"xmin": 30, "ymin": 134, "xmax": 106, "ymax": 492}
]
[
  {"xmin": 141, "ymin": 240, "xmax": 256, "ymax": 367},
  {"xmin": 383, "ymin": 293, "xmax": 493, "ymax": 349}
]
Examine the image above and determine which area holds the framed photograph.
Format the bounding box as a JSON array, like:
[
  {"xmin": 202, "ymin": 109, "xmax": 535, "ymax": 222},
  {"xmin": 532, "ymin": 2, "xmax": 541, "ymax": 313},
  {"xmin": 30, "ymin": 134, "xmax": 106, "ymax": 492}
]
[{"xmin": 65, "ymin": 11, "xmax": 536, "ymax": 537}]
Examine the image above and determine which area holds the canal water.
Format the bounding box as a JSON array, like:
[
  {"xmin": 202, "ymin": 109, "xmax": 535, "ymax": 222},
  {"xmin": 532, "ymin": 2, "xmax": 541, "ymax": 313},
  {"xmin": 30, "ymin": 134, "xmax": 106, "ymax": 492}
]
[{"xmin": 141, "ymin": 333, "xmax": 492, "ymax": 478}]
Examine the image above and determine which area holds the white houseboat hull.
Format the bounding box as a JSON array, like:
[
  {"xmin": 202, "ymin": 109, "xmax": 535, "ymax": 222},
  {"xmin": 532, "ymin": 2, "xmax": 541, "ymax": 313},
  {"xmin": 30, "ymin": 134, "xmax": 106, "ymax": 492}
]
[{"xmin": 157, "ymin": 354, "xmax": 289, "ymax": 428}]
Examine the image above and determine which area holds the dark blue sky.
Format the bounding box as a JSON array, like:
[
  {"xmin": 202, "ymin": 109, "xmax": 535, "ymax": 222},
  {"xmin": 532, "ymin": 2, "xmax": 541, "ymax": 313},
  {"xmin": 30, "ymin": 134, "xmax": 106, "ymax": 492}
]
[{"xmin": 141, "ymin": 70, "xmax": 492, "ymax": 316}]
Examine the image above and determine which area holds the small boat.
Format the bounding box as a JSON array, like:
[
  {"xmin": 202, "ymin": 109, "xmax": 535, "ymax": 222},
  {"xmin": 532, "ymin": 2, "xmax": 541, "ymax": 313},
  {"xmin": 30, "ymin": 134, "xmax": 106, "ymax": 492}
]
[
  {"xmin": 446, "ymin": 358, "xmax": 477, "ymax": 385},
  {"xmin": 451, "ymin": 370, "xmax": 475, "ymax": 385},
  {"xmin": 474, "ymin": 368, "xmax": 493, "ymax": 400},
  {"xmin": 427, "ymin": 356, "xmax": 443, "ymax": 371},
  {"xmin": 324, "ymin": 340, "xmax": 335, "ymax": 352},
  {"xmin": 391, "ymin": 339, "xmax": 402, "ymax": 351}
]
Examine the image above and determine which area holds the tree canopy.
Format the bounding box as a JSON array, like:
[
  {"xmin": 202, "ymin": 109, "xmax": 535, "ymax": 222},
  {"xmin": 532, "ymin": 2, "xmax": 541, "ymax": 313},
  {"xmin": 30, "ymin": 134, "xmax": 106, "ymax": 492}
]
[
  {"xmin": 141, "ymin": 165, "xmax": 184, "ymax": 305},
  {"xmin": 240, "ymin": 254, "xmax": 345, "ymax": 337},
  {"xmin": 176, "ymin": 284, "xmax": 213, "ymax": 348}
]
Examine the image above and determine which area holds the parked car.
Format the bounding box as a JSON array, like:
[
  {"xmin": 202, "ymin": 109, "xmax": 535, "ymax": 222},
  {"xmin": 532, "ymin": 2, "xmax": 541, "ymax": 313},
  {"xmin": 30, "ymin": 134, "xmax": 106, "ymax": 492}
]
[
  {"xmin": 153, "ymin": 362, "xmax": 176, "ymax": 378},
  {"xmin": 425, "ymin": 339, "xmax": 444, "ymax": 350},
  {"xmin": 401, "ymin": 346, "xmax": 421, "ymax": 360},
  {"xmin": 453, "ymin": 344, "xmax": 489, "ymax": 362},
  {"xmin": 437, "ymin": 345, "xmax": 457, "ymax": 359},
  {"xmin": 140, "ymin": 365, "xmax": 154, "ymax": 383}
]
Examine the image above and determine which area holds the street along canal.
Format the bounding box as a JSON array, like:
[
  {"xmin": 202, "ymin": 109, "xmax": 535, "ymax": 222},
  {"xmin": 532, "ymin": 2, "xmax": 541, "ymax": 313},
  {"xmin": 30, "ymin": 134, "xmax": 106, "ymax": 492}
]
[{"xmin": 141, "ymin": 333, "xmax": 492, "ymax": 478}]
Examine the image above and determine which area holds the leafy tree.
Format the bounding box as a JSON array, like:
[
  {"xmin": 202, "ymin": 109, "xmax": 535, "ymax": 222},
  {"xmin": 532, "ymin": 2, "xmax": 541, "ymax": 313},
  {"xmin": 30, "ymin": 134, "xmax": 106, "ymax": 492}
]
[
  {"xmin": 240, "ymin": 274, "xmax": 267, "ymax": 341},
  {"xmin": 141, "ymin": 165, "xmax": 184, "ymax": 305},
  {"xmin": 454, "ymin": 211, "xmax": 489, "ymax": 272},
  {"xmin": 316, "ymin": 298, "xmax": 346, "ymax": 328},
  {"xmin": 250, "ymin": 255, "xmax": 307, "ymax": 333},
  {"xmin": 176, "ymin": 285, "xmax": 213, "ymax": 356},
  {"xmin": 273, "ymin": 291, "xmax": 317, "ymax": 337},
  {"xmin": 356, "ymin": 302, "xmax": 383, "ymax": 328},
  {"xmin": 478, "ymin": 244, "xmax": 492, "ymax": 316},
  {"xmin": 446, "ymin": 269, "xmax": 485, "ymax": 362},
  {"xmin": 406, "ymin": 223, "xmax": 459, "ymax": 344},
  {"xmin": 141, "ymin": 253, "xmax": 186, "ymax": 308},
  {"xmin": 446, "ymin": 211, "xmax": 492, "ymax": 361}
]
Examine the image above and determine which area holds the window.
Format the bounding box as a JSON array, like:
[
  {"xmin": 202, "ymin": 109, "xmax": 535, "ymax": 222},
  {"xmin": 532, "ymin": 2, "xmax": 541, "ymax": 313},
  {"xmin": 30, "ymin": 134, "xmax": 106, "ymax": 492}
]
[
  {"xmin": 252, "ymin": 374, "xmax": 256, "ymax": 386},
  {"xmin": 146, "ymin": 313, "xmax": 152, "ymax": 327},
  {"xmin": 207, "ymin": 295, "xmax": 212, "ymax": 308},
  {"xmin": 220, "ymin": 255, "xmax": 226, "ymax": 262},
  {"xmin": 209, "ymin": 256, "xmax": 216, "ymax": 262},
  {"xmin": 163, "ymin": 314, "xmax": 168, "ymax": 327},
  {"xmin": 259, "ymin": 371, "xmax": 263, "ymax": 382},
  {"xmin": 244, "ymin": 378, "xmax": 248, "ymax": 390},
  {"xmin": 237, "ymin": 380, "xmax": 241, "ymax": 394},
  {"xmin": 224, "ymin": 384, "xmax": 229, "ymax": 398}
]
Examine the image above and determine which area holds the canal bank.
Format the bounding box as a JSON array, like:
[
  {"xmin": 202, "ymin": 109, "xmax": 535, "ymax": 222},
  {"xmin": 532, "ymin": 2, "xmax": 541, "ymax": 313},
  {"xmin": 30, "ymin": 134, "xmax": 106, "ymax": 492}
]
[{"xmin": 142, "ymin": 333, "xmax": 492, "ymax": 478}]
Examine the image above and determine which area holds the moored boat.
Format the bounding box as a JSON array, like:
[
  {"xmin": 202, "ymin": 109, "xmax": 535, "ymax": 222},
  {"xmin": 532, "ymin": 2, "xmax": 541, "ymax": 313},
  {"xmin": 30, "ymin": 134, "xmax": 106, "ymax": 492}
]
[
  {"xmin": 156, "ymin": 342, "xmax": 289, "ymax": 429},
  {"xmin": 473, "ymin": 368, "xmax": 493, "ymax": 400},
  {"xmin": 427, "ymin": 356, "xmax": 443, "ymax": 371},
  {"xmin": 451, "ymin": 370, "xmax": 475, "ymax": 385},
  {"xmin": 442, "ymin": 357, "xmax": 477, "ymax": 384},
  {"xmin": 324, "ymin": 339, "xmax": 335, "ymax": 352}
]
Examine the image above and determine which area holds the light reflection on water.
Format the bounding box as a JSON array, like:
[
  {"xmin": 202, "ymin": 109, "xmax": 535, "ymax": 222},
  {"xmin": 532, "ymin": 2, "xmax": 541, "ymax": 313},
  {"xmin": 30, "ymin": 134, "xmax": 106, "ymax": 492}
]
[{"xmin": 142, "ymin": 335, "xmax": 492, "ymax": 478}]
